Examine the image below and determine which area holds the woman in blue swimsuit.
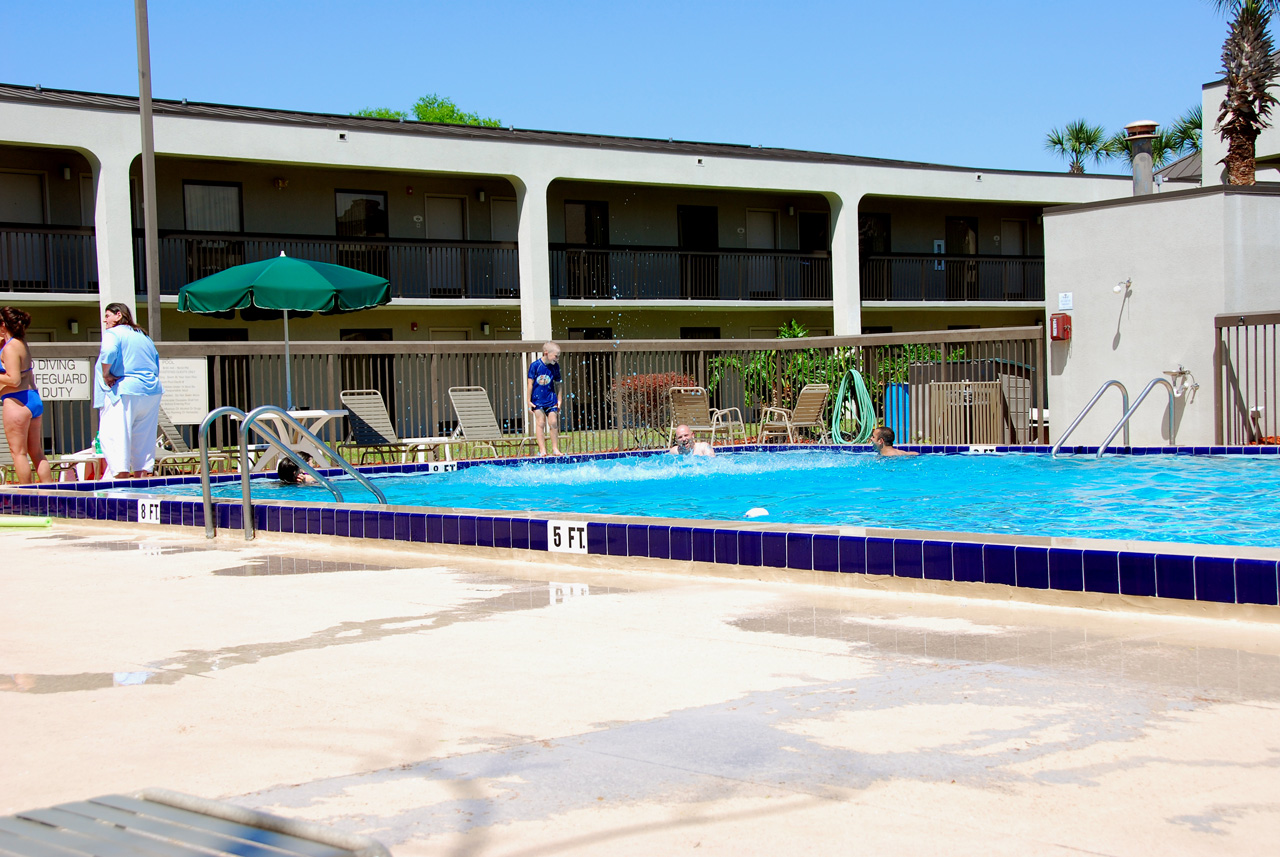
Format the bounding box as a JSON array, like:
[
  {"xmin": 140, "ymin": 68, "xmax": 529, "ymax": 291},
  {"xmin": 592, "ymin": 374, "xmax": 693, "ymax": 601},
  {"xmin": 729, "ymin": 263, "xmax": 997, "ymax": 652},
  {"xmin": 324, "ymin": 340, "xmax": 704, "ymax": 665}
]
[{"xmin": 0, "ymin": 307, "xmax": 53, "ymax": 483}]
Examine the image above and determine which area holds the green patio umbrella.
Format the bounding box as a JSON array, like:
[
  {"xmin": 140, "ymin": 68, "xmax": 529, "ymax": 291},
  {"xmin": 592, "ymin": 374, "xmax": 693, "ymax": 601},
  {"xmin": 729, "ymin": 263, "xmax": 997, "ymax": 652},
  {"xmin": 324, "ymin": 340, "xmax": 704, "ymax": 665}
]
[{"xmin": 177, "ymin": 252, "xmax": 391, "ymax": 409}]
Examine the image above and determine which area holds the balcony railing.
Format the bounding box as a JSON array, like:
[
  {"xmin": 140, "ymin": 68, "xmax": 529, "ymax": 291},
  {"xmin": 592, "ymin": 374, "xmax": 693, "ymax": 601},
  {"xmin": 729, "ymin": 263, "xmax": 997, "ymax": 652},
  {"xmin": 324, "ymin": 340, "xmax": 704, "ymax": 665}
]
[
  {"xmin": 549, "ymin": 246, "xmax": 832, "ymax": 301},
  {"xmin": 136, "ymin": 232, "xmax": 519, "ymax": 299},
  {"xmin": 0, "ymin": 223, "xmax": 98, "ymax": 293},
  {"xmin": 861, "ymin": 254, "xmax": 1045, "ymax": 302}
]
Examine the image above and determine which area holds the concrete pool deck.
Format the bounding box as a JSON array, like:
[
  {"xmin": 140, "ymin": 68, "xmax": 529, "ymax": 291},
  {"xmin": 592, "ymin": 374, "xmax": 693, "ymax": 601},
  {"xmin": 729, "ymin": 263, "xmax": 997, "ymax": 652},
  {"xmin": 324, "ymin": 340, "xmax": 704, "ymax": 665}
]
[{"xmin": 3, "ymin": 524, "xmax": 1280, "ymax": 855}]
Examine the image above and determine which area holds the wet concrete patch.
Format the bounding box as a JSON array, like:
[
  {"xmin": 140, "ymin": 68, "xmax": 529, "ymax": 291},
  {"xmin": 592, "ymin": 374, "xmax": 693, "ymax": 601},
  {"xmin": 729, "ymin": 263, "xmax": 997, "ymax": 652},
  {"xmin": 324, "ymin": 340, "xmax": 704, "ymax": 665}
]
[
  {"xmin": 731, "ymin": 605, "xmax": 1280, "ymax": 703},
  {"xmin": 212, "ymin": 556, "xmax": 394, "ymax": 576},
  {"xmin": 234, "ymin": 656, "xmax": 1218, "ymax": 845},
  {"xmin": 0, "ymin": 574, "xmax": 629, "ymax": 694}
]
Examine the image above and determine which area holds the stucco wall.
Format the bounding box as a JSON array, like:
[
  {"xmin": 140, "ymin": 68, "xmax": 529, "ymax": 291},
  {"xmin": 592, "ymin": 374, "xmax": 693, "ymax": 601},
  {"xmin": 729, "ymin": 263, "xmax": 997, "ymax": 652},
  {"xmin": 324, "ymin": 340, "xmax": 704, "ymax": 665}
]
[{"xmin": 1044, "ymin": 186, "xmax": 1280, "ymax": 446}]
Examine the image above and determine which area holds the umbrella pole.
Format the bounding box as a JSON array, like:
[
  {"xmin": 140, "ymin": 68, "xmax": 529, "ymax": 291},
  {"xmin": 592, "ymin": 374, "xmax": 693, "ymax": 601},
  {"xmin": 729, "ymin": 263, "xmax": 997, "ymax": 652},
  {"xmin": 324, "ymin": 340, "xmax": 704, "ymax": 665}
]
[{"xmin": 283, "ymin": 308, "xmax": 293, "ymax": 411}]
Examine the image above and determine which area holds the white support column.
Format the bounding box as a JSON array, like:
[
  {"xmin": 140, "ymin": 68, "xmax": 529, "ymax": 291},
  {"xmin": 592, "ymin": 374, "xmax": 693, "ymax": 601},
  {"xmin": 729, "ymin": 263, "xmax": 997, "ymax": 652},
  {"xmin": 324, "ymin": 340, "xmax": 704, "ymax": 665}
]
[
  {"xmin": 827, "ymin": 191, "xmax": 863, "ymax": 336},
  {"xmin": 514, "ymin": 176, "xmax": 552, "ymax": 342},
  {"xmin": 92, "ymin": 154, "xmax": 140, "ymax": 316}
]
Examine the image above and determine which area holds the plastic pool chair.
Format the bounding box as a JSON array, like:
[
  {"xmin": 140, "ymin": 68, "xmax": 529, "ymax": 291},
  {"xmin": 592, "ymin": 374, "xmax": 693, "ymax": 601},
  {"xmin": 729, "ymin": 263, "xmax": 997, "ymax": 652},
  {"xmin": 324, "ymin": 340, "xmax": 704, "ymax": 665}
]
[
  {"xmin": 667, "ymin": 386, "xmax": 746, "ymax": 447},
  {"xmin": 339, "ymin": 389, "xmax": 458, "ymax": 464},
  {"xmin": 0, "ymin": 787, "xmax": 389, "ymax": 857},
  {"xmin": 759, "ymin": 383, "xmax": 831, "ymax": 443},
  {"xmin": 154, "ymin": 407, "xmax": 235, "ymax": 476},
  {"xmin": 448, "ymin": 386, "xmax": 539, "ymax": 458}
]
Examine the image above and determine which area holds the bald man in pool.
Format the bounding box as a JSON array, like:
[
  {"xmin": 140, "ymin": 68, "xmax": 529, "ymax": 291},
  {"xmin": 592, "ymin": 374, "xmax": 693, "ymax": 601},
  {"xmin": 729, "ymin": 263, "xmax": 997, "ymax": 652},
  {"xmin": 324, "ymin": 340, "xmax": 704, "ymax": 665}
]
[
  {"xmin": 670, "ymin": 424, "xmax": 714, "ymax": 457},
  {"xmin": 871, "ymin": 426, "xmax": 917, "ymax": 457}
]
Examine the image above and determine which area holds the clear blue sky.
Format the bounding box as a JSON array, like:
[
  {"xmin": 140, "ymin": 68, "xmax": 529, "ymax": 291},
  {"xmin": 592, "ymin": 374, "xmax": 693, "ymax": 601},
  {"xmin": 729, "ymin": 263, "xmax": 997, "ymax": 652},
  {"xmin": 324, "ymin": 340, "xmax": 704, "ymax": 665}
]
[{"xmin": 1, "ymin": 0, "xmax": 1226, "ymax": 174}]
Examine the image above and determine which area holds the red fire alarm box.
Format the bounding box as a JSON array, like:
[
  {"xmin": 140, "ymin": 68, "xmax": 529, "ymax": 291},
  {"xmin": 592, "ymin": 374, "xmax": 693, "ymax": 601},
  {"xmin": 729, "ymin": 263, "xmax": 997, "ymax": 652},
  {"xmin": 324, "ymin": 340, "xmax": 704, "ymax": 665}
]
[{"xmin": 1050, "ymin": 313, "xmax": 1072, "ymax": 341}]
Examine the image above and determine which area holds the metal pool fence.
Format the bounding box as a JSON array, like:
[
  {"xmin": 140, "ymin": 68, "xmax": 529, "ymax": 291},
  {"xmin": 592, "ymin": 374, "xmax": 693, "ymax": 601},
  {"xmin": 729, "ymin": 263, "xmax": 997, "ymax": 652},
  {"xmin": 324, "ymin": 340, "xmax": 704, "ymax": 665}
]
[
  {"xmin": 30, "ymin": 326, "xmax": 1047, "ymax": 457},
  {"xmin": 1217, "ymin": 311, "xmax": 1280, "ymax": 444}
]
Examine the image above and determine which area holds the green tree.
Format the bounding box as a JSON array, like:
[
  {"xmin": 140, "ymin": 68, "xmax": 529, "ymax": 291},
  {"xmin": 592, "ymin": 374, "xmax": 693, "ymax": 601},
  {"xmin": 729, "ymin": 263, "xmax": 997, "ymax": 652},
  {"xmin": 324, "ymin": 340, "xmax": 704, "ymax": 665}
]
[
  {"xmin": 1105, "ymin": 127, "xmax": 1180, "ymax": 169},
  {"xmin": 1170, "ymin": 104, "xmax": 1204, "ymax": 154},
  {"xmin": 354, "ymin": 94, "xmax": 501, "ymax": 128},
  {"xmin": 1211, "ymin": 1, "xmax": 1280, "ymax": 184},
  {"xmin": 1044, "ymin": 119, "xmax": 1113, "ymax": 173}
]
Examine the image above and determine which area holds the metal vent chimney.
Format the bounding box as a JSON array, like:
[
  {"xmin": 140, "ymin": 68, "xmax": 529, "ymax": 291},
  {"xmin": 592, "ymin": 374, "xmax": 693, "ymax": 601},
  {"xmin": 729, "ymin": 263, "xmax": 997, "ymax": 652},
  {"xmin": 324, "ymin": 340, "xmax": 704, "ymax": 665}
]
[{"xmin": 1125, "ymin": 120, "xmax": 1159, "ymax": 196}]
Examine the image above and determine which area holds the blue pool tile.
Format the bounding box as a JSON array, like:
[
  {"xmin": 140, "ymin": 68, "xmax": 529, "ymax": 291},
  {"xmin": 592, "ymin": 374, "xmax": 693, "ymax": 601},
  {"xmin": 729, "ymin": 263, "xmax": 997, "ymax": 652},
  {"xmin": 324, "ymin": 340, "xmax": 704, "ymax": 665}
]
[
  {"xmin": 490, "ymin": 516, "xmax": 508, "ymax": 548},
  {"xmin": 953, "ymin": 542, "xmax": 983, "ymax": 583},
  {"xmin": 587, "ymin": 522, "xmax": 607, "ymax": 555},
  {"xmin": 866, "ymin": 537, "xmax": 893, "ymax": 576},
  {"xmin": 1118, "ymin": 552, "xmax": 1157, "ymax": 597},
  {"xmin": 692, "ymin": 528, "xmax": 716, "ymax": 563},
  {"xmin": 630, "ymin": 525, "xmax": 651, "ymax": 557},
  {"xmin": 1083, "ymin": 550, "xmax": 1120, "ymax": 594},
  {"xmin": 785, "ymin": 533, "xmax": 813, "ymax": 570},
  {"xmin": 1157, "ymin": 555, "xmax": 1192, "ymax": 601},
  {"xmin": 458, "ymin": 516, "xmax": 477, "ymax": 546},
  {"xmin": 253, "ymin": 505, "xmax": 267, "ymax": 531},
  {"xmin": 321, "ymin": 509, "xmax": 336, "ymax": 536},
  {"xmin": 812, "ymin": 535, "xmax": 839, "ymax": 572},
  {"xmin": 738, "ymin": 531, "xmax": 762, "ymax": 566},
  {"xmin": 1015, "ymin": 546, "xmax": 1050, "ymax": 589},
  {"xmin": 377, "ymin": 511, "xmax": 395, "ymax": 539},
  {"xmin": 670, "ymin": 527, "xmax": 692, "ymax": 561},
  {"xmin": 475, "ymin": 517, "xmax": 493, "ymax": 547},
  {"xmin": 330, "ymin": 508, "xmax": 348, "ymax": 537},
  {"xmin": 1048, "ymin": 549, "xmax": 1084, "ymax": 591},
  {"xmin": 159, "ymin": 502, "xmax": 173, "ymax": 526},
  {"xmin": 1234, "ymin": 559, "xmax": 1279, "ymax": 606},
  {"xmin": 923, "ymin": 541, "xmax": 952, "ymax": 581},
  {"xmin": 302, "ymin": 508, "xmax": 319, "ymax": 535},
  {"xmin": 606, "ymin": 523, "xmax": 628, "ymax": 556},
  {"xmin": 1195, "ymin": 556, "xmax": 1236, "ymax": 603},
  {"xmin": 229, "ymin": 505, "xmax": 244, "ymax": 531},
  {"xmin": 411, "ymin": 515, "xmax": 428, "ymax": 543},
  {"xmin": 984, "ymin": 544, "xmax": 1016, "ymax": 587},
  {"xmin": 762, "ymin": 532, "xmax": 787, "ymax": 568},
  {"xmin": 528, "ymin": 520, "xmax": 548, "ymax": 551},
  {"xmin": 511, "ymin": 518, "xmax": 530, "ymax": 550},
  {"xmin": 267, "ymin": 505, "xmax": 282, "ymax": 532},
  {"xmin": 892, "ymin": 539, "xmax": 923, "ymax": 578},
  {"xmin": 183, "ymin": 504, "xmax": 197, "ymax": 528},
  {"xmin": 649, "ymin": 526, "xmax": 670, "ymax": 560},
  {"xmin": 442, "ymin": 515, "xmax": 460, "ymax": 544},
  {"xmin": 714, "ymin": 529, "xmax": 737, "ymax": 564},
  {"xmin": 394, "ymin": 513, "xmax": 411, "ymax": 541},
  {"xmin": 347, "ymin": 510, "xmax": 365, "ymax": 539}
]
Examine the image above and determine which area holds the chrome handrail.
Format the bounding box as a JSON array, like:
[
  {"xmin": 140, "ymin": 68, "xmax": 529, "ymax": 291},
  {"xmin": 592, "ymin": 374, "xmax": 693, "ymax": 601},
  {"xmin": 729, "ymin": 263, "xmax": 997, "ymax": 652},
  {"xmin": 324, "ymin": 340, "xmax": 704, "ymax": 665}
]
[
  {"xmin": 1051, "ymin": 380, "xmax": 1129, "ymax": 458},
  {"xmin": 198, "ymin": 405, "xmax": 389, "ymax": 541},
  {"xmin": 1095, "ymin": 378, "xmax": 1177, "ymax": 459}
]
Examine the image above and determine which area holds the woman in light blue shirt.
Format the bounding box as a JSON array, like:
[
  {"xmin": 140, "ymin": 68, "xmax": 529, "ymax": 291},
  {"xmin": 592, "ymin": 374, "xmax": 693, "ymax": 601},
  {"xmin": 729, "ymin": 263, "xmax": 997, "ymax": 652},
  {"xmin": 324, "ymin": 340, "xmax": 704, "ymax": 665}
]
[{"xmin": 97, "ymin": 302, "xmax": 163, "ymax": 478}]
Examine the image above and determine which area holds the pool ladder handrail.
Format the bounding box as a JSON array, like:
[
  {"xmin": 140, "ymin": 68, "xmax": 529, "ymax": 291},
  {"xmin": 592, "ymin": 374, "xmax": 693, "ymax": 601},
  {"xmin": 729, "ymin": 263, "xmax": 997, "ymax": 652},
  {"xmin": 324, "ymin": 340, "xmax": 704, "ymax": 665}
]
[
  {"xmin": 1051, "ymin": 380, "xmax": 1129, "ymax": 458},
  {"xmin": 198, "ymin": 405, "xmax": 388, "ymax": 540},
  {"xmin": 1094, "ymin": 378, "xmax": 1177, "ymax": 459}
]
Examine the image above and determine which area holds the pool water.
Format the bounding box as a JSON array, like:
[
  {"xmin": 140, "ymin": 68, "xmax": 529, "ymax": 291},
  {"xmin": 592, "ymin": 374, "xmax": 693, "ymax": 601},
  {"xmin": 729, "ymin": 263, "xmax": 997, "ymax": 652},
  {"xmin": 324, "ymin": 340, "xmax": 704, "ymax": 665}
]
[{"xmin": 169, "ymin": 450, "xmax": 1280, "ymax": 548}]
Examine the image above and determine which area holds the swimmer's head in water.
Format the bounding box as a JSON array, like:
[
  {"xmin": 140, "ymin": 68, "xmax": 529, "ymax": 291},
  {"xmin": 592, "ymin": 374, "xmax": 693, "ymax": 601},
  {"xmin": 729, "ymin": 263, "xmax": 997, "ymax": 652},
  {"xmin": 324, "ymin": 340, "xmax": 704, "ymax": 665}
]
[{"xmin": 674, "ymin": 424, "xmax": 695, "ymax": 454}]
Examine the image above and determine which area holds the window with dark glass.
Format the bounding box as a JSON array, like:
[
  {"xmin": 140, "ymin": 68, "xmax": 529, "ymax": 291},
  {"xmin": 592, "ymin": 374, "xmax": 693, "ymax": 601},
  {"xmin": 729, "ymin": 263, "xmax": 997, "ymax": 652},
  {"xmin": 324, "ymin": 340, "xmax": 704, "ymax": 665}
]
[{"xmin": 335, "ymin": 190, "xmax": 389, "ymax": 237}]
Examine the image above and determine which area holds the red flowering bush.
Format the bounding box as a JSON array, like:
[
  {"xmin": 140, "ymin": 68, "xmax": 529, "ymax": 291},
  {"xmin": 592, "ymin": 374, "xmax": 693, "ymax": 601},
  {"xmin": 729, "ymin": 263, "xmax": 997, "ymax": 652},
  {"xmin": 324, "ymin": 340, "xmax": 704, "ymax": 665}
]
[{"xmin": 613, "ymin": 371, "xmax": 698, "ymax": 433}]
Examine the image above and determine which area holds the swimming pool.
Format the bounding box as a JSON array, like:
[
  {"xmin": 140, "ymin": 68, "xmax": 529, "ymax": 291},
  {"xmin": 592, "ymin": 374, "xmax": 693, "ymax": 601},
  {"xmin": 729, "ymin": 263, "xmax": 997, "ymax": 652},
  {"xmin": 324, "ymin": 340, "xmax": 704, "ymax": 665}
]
[
  {"xmin": 6, "ymin": 445, "xmax": 1279, "ymax": 613},
  {"xmin": 167, "ymin": 450, "xmax": 1280, "ymax": 548}
]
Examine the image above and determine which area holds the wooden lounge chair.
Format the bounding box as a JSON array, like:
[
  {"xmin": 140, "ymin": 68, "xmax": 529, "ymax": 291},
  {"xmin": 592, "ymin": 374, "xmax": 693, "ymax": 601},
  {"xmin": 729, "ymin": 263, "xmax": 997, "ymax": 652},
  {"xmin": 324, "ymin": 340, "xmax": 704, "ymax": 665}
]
[
  {"xmin": 154, "ymin": 408, "xmax": 235, "ymax": 476},
  {"xmin": 667, "ymin": 386, "xmax": 746, "ymax": 446},
  {"xmin": 0, "ymin": 788, "xmax": 389, "ymax": 857},
  {"xmin": 448, "ymin": 386, "xmax": 539, "ymax": 458},
  {"xmin": 759, "ymin": 383, "xmax": 831, "ymax": 443},
  {"xmin": 339, "ymin": 389, "xmax": 456, "ymax": 464}
]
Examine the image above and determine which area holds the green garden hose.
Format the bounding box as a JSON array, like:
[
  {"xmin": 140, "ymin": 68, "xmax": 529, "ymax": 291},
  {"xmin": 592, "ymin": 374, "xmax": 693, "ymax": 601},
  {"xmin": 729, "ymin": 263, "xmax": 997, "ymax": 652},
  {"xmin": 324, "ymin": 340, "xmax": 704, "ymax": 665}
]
[{"xmin": 831, "ymin": 368, "xmax": 876, "ymax": 445}]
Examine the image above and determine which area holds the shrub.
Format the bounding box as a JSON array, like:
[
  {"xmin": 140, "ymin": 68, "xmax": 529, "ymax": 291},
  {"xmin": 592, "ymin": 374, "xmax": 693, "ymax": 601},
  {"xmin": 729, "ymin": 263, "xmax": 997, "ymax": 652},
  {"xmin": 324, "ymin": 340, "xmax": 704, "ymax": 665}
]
[{"xmin": 613, "ymin": 371, "xmax": 698, "ymax": 432}]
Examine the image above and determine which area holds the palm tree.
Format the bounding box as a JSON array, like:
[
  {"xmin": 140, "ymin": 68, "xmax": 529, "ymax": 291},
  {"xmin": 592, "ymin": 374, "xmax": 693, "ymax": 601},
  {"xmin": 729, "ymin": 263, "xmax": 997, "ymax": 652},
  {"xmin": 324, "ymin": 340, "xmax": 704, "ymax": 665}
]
[
  {"xmin": 1170, "ymin": 105, "xmax": 1203, "ymax": 154},
  {"xmin": 1045, "ymin": 119, "xmax": 1112, "ymax": 173},
  {"xmin": 1211, "ymin": 1, "xmax": 1280, "ymax": 184},
  {"xmin": 1105, "ymin": 128, "xmax": 1179, "ymax": 169}
]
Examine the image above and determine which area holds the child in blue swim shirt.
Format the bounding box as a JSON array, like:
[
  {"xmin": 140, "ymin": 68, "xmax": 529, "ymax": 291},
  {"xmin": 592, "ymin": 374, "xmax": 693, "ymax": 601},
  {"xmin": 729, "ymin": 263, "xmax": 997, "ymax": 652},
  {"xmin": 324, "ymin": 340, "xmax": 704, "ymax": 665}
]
[{"xmin": 526, "ymin": 341, "xmax": 563, "ymax": 456}]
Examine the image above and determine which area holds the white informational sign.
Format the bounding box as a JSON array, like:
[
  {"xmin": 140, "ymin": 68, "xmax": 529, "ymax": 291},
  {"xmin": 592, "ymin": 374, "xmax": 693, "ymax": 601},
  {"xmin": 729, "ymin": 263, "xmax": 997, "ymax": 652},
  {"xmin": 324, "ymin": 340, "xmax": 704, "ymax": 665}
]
[
  {"xmin": 547, "ymin": 519, "xmax": 589, "ymax": 554},
  {"xmin": 425, "ymin": 462, "xmax": 457, "ymax": 473},
  {"xmin": 158, "ymin": 358, "xmax": 209, "ymax": 425},
  {"xmin": 32, "ymin": 358, "xmax": 91, "ymax": 401},
  {"xmin": 137, "ymin": 499, "xmax": 161, "ymax": 524},
  {"xmin": 1058, "ymin": 292, "xmax": 1074, "ymax": 311}
]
